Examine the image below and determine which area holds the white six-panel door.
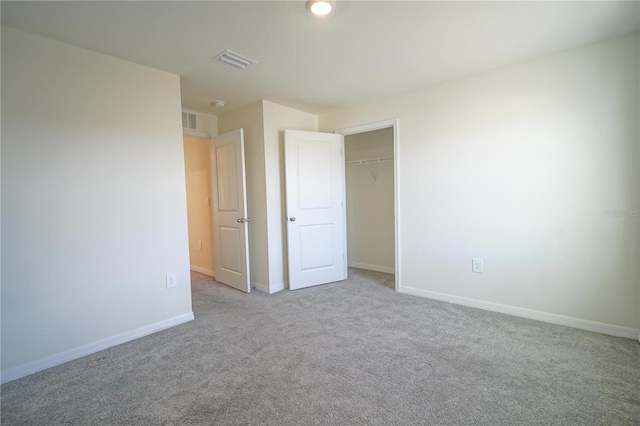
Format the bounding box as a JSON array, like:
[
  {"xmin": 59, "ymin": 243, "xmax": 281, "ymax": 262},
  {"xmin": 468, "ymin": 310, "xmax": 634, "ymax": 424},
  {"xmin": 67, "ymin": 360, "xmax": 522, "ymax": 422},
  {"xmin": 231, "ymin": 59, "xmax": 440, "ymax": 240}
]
[
  {"xmin": 210, "ymin": 129, "xmax": 251, "ymax": 293},
  {"xmin": 284, "ymin": 130, "xmax": 347, "ymax": 290}
]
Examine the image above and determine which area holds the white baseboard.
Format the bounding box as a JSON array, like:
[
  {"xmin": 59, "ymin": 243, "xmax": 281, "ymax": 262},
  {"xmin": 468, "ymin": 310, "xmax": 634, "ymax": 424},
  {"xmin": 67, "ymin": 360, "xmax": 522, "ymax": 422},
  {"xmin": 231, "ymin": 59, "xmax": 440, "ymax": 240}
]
[
  {"xmin": 348, "ymin": 261, "xmax": 395, "ymax": 274},
  {"xmin": 1, "ymin": 312, "xmax": 195, "ymax": 385},
  {"xmin": 253, "ymin": 282, "xmax": 269, "ymax": 293},
  {"xmin": 269, "ymin": 282, "xmax": 285, "ymax": 294},
  {"xmin": 190, "ymin": 265, "xmax": 214, "ymax": 277},
  {"xmin": 253, "ymin": 281, "xmax": 285, "ymax": 294},
  {"xmin": 401, "ymin": 286, "xmax": 639, "ymax": 339}
]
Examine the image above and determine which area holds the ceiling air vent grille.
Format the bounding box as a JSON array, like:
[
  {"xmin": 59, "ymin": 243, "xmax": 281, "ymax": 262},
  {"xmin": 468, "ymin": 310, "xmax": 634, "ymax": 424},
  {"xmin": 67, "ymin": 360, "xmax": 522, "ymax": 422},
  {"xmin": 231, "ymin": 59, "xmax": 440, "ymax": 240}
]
[
  {"xmin": 182, "ymin": 112, "xmax": 197, "ymax": 130},
  {"xmin": 214, "ymin": 49, "xmax": 257, "ymax": 70}
]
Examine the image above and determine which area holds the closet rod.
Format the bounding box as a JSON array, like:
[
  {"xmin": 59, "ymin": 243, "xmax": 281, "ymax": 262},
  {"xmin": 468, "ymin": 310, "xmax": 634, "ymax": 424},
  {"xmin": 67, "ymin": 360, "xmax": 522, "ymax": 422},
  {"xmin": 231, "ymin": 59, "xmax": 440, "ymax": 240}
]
[{"xmin": 345, "ymin": 156, "xmax": 393, "ymax": 165}]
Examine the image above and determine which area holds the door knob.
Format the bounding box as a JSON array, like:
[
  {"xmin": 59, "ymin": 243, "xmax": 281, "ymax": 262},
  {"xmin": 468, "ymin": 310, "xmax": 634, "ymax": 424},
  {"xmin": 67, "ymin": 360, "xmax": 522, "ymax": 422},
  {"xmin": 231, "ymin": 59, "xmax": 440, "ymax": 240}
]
[
  {"xmin": 289, "ymin": 217, "xmax": 296, "ymax": 222},
  {"xmin": 237, "ymin": 218, "xmax": 245, "ymax": 223}
]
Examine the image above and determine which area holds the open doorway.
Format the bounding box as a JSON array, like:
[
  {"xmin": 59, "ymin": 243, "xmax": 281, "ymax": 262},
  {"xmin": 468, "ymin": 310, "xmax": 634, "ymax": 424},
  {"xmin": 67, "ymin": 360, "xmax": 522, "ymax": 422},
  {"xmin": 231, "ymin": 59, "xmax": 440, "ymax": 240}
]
[
  {"xmin": 183, "ymin": 135, "xmax": 215, "ymax": 278},
  {"xmin": 336, "ymin": 120, "xmax": 400, "ymax": 292},
  {"xmin": 183, "ymin": 130, "xmax": 251, "ymax": 293}
]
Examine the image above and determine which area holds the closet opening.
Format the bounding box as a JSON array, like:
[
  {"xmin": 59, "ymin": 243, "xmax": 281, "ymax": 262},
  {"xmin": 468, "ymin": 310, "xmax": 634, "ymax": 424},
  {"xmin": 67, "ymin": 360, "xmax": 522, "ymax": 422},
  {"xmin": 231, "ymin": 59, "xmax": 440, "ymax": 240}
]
[{"xmin": 336, "ymin": 119, "xmax": 400, "ymax": 292}]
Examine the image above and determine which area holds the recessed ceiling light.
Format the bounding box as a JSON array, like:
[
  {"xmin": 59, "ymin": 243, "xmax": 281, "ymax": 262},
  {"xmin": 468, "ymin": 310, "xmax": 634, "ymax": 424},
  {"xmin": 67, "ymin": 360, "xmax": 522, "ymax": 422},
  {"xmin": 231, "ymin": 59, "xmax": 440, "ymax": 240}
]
[{"xmin": 307, "ymin": 0, "xmax": 335, "ymax": 16}]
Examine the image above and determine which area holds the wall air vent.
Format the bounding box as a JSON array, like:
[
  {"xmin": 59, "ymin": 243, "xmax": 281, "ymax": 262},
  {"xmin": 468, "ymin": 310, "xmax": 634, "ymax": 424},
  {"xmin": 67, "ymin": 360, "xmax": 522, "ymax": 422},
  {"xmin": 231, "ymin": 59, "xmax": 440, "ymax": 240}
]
[
  {"xmin": 214, "ymin": 49, "xmax": 257, "ymax": 70},
  {"xmin": 182, "ymin": 112, "xmax": 197, "ymax": 130}
]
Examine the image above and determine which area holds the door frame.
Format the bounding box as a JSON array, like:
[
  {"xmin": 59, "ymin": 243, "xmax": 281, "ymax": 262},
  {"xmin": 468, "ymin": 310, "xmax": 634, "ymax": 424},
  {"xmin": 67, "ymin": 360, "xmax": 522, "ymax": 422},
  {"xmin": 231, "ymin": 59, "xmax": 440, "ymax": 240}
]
[{"xmin": 335, "ymin": 119, "xmax": 401, "ymax": 292}]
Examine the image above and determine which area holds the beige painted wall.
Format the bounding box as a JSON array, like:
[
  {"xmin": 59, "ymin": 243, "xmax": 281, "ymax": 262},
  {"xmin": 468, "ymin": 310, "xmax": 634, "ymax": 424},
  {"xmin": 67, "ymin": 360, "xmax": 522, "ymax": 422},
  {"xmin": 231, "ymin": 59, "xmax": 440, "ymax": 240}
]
[
  {"xmin": 262, "ymin": 101, "xmax": 318, "ymax": 291},
  {"xmin": 183, "ymin": 136, "xmax": 214, "ymax": 276},
  {"xmin": 345, "ymin": 127, "xmax": 394, "ymax": 161},
  {"xmin": 320, "ymin": 32, "xmax": 640, "ymax": 334},
  {"xmin": 182, "ymin": 109, "xmax": 218, "ymax": 137},
  {"xmin": 217, "ymin": 101, "xmax": 269, "ymax": 289},
  {"xmin": 1, "ymin": 26, "xmax": 193, "ymax": 379},
  {"xmin": 345, "ymin": 128, "xmax": 395, "ymax": 272}
]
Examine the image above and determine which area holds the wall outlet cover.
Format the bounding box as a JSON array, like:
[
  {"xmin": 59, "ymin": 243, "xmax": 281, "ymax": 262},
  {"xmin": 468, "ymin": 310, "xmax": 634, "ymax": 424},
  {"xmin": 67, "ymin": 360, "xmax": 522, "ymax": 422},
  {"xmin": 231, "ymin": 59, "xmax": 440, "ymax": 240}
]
[
  {"xmin": 166, "ymin": 272, "xmax": 177, "ymax": 288},
  {"xmin": 472, "ymin": 258, "xmax": 483, "ymax": 273}
]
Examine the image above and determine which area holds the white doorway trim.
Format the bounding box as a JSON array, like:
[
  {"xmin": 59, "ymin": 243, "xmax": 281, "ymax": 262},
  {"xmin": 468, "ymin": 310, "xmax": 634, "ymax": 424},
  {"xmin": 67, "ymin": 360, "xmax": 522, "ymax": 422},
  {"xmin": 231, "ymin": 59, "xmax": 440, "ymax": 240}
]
[
  {"xmin": 334, "ymin": 119, "xmax": 401, "ymax": 292},
  {"xmin": 183, "ymin": 129, "xmax": 211, "ymax": 139}
]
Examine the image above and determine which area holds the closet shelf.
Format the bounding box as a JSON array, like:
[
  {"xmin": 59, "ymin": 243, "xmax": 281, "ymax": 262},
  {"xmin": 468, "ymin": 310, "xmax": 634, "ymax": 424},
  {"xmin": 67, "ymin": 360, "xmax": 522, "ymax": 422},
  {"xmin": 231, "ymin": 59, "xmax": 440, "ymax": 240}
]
[{"xmin": 346, "ymin": 157, "xmax": 393, "ymax": 165}]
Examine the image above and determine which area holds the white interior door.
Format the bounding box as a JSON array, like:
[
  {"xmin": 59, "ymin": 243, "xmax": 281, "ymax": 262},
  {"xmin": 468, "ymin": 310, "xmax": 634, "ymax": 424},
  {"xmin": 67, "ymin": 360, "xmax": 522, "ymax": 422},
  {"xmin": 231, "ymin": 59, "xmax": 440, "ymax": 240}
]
[
  {"xmin": 210, "ymin": 129, "xmax": 251, "ymax": 293},
  {"xmin": 284, "ymin": 130, "xmax": 347, "ymax": 290}
]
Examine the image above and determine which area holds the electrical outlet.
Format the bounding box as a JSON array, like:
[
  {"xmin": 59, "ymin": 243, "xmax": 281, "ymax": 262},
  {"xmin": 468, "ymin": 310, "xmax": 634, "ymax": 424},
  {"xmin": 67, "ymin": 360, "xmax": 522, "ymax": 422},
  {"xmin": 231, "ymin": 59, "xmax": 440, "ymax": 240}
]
[
  {"xmin": 197, "ymin": 240, "xmax": 202, "ymax": 250},
  {"xmin": 166, "ymin": 272, "xmax": 177, "ymax": 289},
  {"xmin": 205, "ymin": 197, "xmax": 211, "ymax": 206},
  {"xmin": 472, "ymin": 258, "xmax": 483, "ymax": 273}
]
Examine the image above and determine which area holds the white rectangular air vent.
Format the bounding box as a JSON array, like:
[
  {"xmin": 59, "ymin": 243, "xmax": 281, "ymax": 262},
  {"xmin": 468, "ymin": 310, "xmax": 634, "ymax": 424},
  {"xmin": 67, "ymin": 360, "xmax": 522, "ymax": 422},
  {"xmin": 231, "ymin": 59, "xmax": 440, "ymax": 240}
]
[
  {"xmin": 214, "ymin": 49, "xmax": 257, "ymax": 70},
  {"xmin": 182, "ymin": 112, "xmax": 197, "ymax": 130}
]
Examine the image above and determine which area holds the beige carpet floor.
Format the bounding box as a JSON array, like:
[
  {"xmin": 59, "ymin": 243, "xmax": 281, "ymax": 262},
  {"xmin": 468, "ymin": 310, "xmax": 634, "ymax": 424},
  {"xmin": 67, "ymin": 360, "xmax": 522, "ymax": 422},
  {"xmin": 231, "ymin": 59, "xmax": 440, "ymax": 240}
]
[{"xmin": 2, "ymin": 268, "xmax": 639, "ymax": 425}]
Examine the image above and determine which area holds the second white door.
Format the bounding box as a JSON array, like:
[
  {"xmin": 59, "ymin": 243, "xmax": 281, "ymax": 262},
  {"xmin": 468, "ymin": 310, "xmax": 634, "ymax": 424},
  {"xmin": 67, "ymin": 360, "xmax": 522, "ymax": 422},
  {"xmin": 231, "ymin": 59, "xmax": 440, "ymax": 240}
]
[{"xmin": 284, "ymin": 130, "xmax": 347, "ymax": 290}]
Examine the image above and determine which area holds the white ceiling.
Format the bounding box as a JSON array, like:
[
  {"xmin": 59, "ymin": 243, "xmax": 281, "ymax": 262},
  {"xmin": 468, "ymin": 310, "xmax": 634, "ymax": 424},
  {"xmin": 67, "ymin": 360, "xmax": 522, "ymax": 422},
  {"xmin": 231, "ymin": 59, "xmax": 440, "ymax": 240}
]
[{"xmin": 2, "ymin": 1, "xmax": 639, "ymax": 116}]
